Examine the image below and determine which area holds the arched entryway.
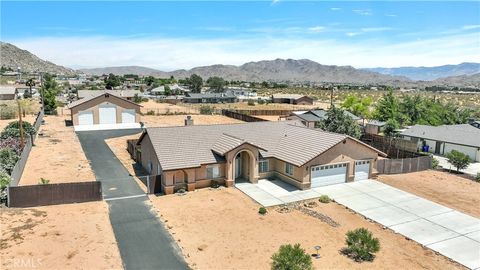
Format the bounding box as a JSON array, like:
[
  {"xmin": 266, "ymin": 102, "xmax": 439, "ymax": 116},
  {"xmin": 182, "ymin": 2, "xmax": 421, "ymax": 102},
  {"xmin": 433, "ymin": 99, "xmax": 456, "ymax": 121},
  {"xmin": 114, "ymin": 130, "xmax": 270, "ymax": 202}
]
[
  {"xmin": 233, "ymin": 150, "xmax": 255, "ymax": 184},
  {"xmin": 173, "ymin": 170, "xmax": 188, "ymax": 189}
]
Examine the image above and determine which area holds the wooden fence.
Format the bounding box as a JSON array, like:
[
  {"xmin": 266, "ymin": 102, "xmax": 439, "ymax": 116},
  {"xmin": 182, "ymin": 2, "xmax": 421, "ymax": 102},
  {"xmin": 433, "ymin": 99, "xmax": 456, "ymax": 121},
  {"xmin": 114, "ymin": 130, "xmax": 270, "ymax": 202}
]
[
  {"xmin": 9, "ymin": 111, "xmax": 44, "ymax": 186},
  {"xmin": 228, "ymin": 109, "xmax": 293, "ymax": 116},
  {"xmin": 360, "ymin": 133, "xmax": 420, "ymax": 158},
  {"xmin": 7, "ymin": 181, "xmax": 102, "ymax": 207},
  {"xmin": 377, "ymin": 156, "xmax": 432, "ymax": 174},
  {"xmin": 127, "ymin": 139, "xmax": 139, "ymax": 161},
  {"xmin": 222, "ymin": 110, "xmax": 268, "ymax": 122}
]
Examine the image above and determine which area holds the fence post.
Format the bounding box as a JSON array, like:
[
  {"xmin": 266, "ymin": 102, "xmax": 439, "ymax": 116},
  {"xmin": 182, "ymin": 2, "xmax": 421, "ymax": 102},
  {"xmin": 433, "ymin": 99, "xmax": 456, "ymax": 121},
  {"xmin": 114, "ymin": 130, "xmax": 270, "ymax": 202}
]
[{"xmin": 147, "ymin": 175, "xmax": 150, "ymax": 194}]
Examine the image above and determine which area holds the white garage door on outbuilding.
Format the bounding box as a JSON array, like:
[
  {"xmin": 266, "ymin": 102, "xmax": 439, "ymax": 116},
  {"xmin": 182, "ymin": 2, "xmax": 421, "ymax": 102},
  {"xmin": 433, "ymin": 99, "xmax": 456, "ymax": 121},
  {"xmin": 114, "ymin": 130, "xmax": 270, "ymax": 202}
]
[
  {"xmin": 354, "ymin": 160, "xmax": 371, "ymax": 181},
  {"xmin": 122, "ymin": 109, "xmax": 136, "ymax": 123},
  {"xmin": 310, "ymin": 163, "xmax": 348, "ymax": 188},
  {"xmin": 78, "ymin": 110, "xmax": 93, "ymax": 125},
  {"xmin": 99, "ymin": 103, "xmax": 117, "ymax": 124}
]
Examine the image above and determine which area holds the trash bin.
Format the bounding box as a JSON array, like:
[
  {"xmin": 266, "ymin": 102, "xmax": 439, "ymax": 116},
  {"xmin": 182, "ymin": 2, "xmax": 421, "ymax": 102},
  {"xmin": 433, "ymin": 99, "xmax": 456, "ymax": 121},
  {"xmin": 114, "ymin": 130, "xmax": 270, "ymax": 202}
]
[{"xmin": 422, "ymin": 145, "xmax": 429, "ymax": 152}]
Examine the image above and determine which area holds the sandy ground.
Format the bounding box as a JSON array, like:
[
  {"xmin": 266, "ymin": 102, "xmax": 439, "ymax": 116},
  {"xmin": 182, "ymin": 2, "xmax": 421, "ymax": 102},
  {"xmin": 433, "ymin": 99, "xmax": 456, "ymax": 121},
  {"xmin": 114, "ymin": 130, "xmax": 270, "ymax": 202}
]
[
  {"xmin": 20, "ymin": 115, "xmax": 95, "ymax": 185},
  {"xmin": 142, "ymin": 114, "xmax": 243, "ymax": 127},
  {"xmin": 0, "ymin": 202, "xmax": 122, "ymax": 270},
  {"xmin": 151, "ymin": 188, "xmax": 462, "ymax": 270},
  {"xmin": 255, "ymin": 115, "xmax": 286, "ymax": 121},
  {"xmin": 187, "ymin": 101, "xmax": 320, "ymax": 111},
  {"xmin": 377, "ymin": 170, "xmax": 480, "ymax": 218},
  {"xmin": 0, "ymin": 115, "xmax": 37, "ymax": 131},
  {"xmin": 140, "ymin": 100, "xmax": 199, "ymax": 114}
]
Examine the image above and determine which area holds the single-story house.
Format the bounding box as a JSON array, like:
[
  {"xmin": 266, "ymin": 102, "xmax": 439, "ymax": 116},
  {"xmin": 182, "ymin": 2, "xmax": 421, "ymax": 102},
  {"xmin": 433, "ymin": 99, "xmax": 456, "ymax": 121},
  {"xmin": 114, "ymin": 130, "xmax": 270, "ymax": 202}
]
[
  {"xmin": 365, "ymin": 120, "xmax": 386, "ymax": 135},
  {"xmin": 183, "ymin": 92, "xmax": 237, "ymax": 103},
  {"xmin": 225, "ymin": 88, "xmax": 257, "ymax": 100},
  {"xmin": 68, "ymin": 92, "xmax": 142, "ymax": 131},
  {"xmin": 287, "ymin": 109, "xmax": 361, "ymax": 128},
  {"xmin": 0, "ymin": 86, "xmax": 17, "ymax": 100},
  {"xmin": 77, "ymin": 89, "xmax": 141, "ymax": 101},
  {"xmin": 137, "ymin": 121, "xmax": 386, "ymax": 194},
  {"xmin": 400, "ymin": 124, "xmax": 480, "ymax": 162},
  {"xmin": 272, "ymin": 94, "xmax": 313, "ymax": 105},
  {"xmin": 164, "ymin": 95, "xmax": 184, "ymax": 104}
]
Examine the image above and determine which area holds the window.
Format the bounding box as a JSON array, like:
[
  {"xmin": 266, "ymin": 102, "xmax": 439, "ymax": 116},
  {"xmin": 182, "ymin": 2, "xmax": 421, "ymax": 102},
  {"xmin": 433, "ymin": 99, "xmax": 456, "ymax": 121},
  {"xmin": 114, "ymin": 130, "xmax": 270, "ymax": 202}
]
[
  {"xmin": 259, "ymin": 159, "xmax": 269, "ymax": 173},
  {"xmin": 207, "ymin": 165, "xmax": 220, "ymax": 179},
  {"xmin": 285, "ymin": 163, "xmax": 294, "ymax": 175}
]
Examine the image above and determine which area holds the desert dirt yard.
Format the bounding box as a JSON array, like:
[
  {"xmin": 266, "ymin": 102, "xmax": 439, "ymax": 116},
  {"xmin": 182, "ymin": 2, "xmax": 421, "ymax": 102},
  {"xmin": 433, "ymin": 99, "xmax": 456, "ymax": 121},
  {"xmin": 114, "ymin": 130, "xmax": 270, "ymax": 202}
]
[
  {"xmin": 0, "ymin": 201, "xmax": 122, "ymax": 270},
  {"xmin": 150, "ymin": 188, "xmax": 463, "ymax": 270},
  {"xmin": 377, "ymin": 170, "xmax": 480, "ymax": 218},
  {"xmin": 20, "ymin": 115, "xmax": 95, "ymax": 185},
  {"xmin": 142, "ymin": 114, "xmax": 244, "ymax": 127}
]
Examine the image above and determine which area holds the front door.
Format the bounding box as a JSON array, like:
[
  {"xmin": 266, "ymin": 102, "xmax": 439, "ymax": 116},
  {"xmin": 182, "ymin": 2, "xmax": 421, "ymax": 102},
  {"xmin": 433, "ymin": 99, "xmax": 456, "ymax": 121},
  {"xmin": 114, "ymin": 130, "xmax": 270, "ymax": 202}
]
[
  {"xmin": 435, "ymin": 141, "xmax": 442, "ymax": 154},
  {"xmin": 235, "ymin": 154, "xmax": 241, "ymax": 179}
]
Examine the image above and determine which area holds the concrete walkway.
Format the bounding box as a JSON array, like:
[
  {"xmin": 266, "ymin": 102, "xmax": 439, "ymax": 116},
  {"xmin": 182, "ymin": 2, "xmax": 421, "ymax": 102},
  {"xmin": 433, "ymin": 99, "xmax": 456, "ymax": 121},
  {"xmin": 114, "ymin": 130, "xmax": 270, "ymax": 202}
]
[
  {"xmin": 434, "ymin": 155, "xmax": 480, "ymax": 177},
  {"xmin": 236, "ymin": 179, "xmax": 480, "ymax": 269},
  {"xmin": 77, "ymin": 130, "xmax": 188, "ymax": 270}
]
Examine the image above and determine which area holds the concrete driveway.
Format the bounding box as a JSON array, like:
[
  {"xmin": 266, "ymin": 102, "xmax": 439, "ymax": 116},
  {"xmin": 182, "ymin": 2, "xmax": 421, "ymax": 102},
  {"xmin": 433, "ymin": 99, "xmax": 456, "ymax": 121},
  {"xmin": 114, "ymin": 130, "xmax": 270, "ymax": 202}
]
[
  {"xmin": 77, "ymin": 129, "xmax": 188, "ymax": 270},
  {"xmin": 237, "ymin": 179, "xmax": 480, "ymax": 269}
]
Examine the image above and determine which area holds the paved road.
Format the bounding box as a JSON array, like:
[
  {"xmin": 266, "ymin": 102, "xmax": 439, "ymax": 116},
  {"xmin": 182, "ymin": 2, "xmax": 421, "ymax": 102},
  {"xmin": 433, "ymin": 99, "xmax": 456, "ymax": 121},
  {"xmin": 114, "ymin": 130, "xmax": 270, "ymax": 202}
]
[{"xmin": 77, "ymin": 129, "xmax": 188, "ymax": 270}]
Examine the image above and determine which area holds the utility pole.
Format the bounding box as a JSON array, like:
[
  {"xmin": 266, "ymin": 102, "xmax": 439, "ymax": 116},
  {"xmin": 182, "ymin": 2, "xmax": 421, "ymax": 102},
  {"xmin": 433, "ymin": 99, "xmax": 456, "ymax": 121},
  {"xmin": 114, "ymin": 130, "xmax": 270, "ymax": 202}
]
[
  {"xmin": 40, "ymin": 72, "xmax": 45, "ymax": 114},
  {"xmin": 330, "ymin": 87, "xmax": 334, "ymax": 108},
  {"xmin": 17, "ymin": 100, "xmax": 25, "ymax": 149}
]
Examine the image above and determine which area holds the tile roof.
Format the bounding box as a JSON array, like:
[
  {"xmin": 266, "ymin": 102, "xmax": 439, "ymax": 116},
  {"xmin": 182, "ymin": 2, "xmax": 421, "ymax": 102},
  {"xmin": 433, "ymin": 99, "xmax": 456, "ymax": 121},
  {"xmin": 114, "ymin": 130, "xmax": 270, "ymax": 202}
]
[
  {"xmin": 140, "ymin": 121, "xmax": 383, "ymax": 171},
  {"xmin": 400, "ymin": 124, "xmax": 480, "ymax": 147},
  {"xmin": 67, "ymin": 91, "xmax": 142, "ymax": 109},
  {"xmin": 272, "ymin": 94, "xmax": 307, "ymax": 100}
]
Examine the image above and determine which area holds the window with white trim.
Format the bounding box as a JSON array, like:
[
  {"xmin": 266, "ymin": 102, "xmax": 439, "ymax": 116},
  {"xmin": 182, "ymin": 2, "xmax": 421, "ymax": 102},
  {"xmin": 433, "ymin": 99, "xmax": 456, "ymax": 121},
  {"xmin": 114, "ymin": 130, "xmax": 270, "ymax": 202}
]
[
  {"xmin": 206, "ymin": 165, "xmax": 220, "ymax": 179},
  {"xmin": 285, "ymin": 163, "xmax": 294, "ymax": 175},
  {"xmin": 259, "ymin": 159, "xmax": 269, "ymax": 173}
]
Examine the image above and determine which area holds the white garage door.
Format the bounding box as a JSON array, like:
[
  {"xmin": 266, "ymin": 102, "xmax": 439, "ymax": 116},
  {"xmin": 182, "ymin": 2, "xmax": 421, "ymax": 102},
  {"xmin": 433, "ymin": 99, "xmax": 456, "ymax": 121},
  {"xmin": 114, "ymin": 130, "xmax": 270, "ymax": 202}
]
[
  {"xmin": 78, "ymin": 110, "xmax": 93, "ymax": 125},
  {"xmin": 311, "ymin": 163, "xmax": 348, "ymax": 188},
  {"xmin": 99, "ymin": 103, "xmax": 117, "ymax": 124},
  {"xmin": 121, "ymin": 109, "xmax": 136, "ymax": 123},
  {"xmin": 354, "ymin": 160, "xmax": 370, "ymax": 181}
]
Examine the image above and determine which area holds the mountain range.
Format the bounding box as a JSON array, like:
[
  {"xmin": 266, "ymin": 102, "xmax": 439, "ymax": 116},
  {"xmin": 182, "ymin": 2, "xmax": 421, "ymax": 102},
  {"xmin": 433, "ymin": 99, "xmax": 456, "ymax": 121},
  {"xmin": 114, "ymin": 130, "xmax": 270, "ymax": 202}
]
[{"xmin": 1, "ymin": 42, "xmax": 479, "ymax": 87}]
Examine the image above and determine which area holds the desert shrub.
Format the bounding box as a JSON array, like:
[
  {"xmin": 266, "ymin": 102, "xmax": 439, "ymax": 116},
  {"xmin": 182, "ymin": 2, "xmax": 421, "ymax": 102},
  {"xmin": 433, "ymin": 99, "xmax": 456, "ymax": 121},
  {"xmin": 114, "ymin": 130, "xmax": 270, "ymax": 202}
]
[
  {"xmin": 247, "ymin": 100, "xmax": 255, "ymax": 106},
  {"xmin": 0, "ymin": 137, "xmax": 22, "ymax": 154},
  {"xmin": 318, "ymin": 195, "xmax": 331, "ymax": 203},
  {"xmin": 475, "ymin": 173, "xmax": 480, "ymax": 183},
  {"xmin": 258, "ymin": 99, "xmax": 265, "ymax": 105},
  {"xmin": 342, "ymin": 228, "xmax": 380, "ymax": 262},
  {"xmin": 258, "ymin": 207, "xmax": 267, "ymax": 215},
  {"xmin": 39, "ymin": 178, "xmax": 50, "ymax": 185},
  {"xmin": 431, "ymin": 157, "xmax": 439, "ymax": 169},
  {"xmin": 0, "ymin": 169, "xmax": 11, "ymax": 189},
  {"xmin": 271, "ymin": 243, "xmax": 313, "ymax": 270},
  {"xmin": 146, "ymin": 110, "xmax": 155, "ymax": 115},
  {"xmin": 210, "ymin": 180, "xmax": 220, "ymax": 188},
  {"xmin": 200, "ymin": 105, "xmax": 214, "ymax": 115},
  {"xmin": 0, "ymin": 148, "xmax": 20, "ymax": 174},
  {"xmin": 445, "ymin": 150, "xmax": 471, "ymax": 173},
  {"xmin": 1, "ymin": 121, "xmax": 36, "ymax": 139},
  {"xmin": 0, "ymin": 106, "xmax": 16, "ymax": 120}
]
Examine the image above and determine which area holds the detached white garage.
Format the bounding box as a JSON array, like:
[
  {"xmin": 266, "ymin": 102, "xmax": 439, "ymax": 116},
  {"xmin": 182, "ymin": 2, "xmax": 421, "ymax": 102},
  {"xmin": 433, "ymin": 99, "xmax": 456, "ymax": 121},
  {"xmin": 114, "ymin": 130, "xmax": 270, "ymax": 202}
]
[
  {"xmin": 310, "ymin": 163, "xmax": 348, "ymax": 187},
  {"xmin": 68, "ymin": 92, "xmax": 142, "ymax": 131}
]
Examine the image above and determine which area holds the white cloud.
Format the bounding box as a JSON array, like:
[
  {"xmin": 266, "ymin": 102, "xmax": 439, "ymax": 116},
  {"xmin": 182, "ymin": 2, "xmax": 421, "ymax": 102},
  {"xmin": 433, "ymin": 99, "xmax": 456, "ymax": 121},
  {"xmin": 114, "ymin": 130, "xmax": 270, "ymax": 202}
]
[
  {"xmin": 360, "ymin": 27, "xmax": 392, "ymax": 32},
  {"xmin": 330, "ymin": 7, "xmax": 341, "ymax": 11},
  {"xmin": 346, "ymin": 32, "xmax": 360, "ymax": 37},
  {"xmin": 7, "ymin": 32, "xmax": 479, "ymax": 70},
  {"xmin": 308, "ymin": 26, "xmax": 327, "ymax": 33},
  {"xmin": 385, "ymin": 14, "xmax": 397, "ymax": 17},
  {"xmin": 462, "ymin": 24, "xmax": 480, "ymax": 30},
  {"xmin": 353, "ymin": 9, "xmax": 372, "ymax": 16}
]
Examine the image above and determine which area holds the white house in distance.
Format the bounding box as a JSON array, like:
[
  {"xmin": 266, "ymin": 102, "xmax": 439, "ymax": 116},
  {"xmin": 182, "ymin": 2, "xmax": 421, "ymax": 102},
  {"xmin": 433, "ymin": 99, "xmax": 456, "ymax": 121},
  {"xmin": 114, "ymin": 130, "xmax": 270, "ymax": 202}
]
[{"xmin": 400, "ymin": 122, "xmax": 480, "ymax": 162}]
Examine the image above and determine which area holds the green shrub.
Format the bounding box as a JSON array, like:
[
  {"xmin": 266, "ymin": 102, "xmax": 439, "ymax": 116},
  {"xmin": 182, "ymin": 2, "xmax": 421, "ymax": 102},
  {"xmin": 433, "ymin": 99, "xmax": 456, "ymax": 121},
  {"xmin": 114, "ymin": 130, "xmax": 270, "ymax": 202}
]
[
  {"xmin": 271, "ymin": 243, "xmax": 313, "ymax": 270},
  {"xmin": 0, "ymin": 169, "xmax": 11, "ymax": 189},
  {"xmin": 0, "ymin": 148, "xmax": 20, "ymax": 174},
  {"xmin": 200, "ymin": 105, "xmax": 214, "ymax": 115},
  {"xmin": 318, "ymin": 195, "xmax": 331, "ymax": 203},
  {"xmin": 258, "ymin": 207, "xmax": 267, "ymax": 215},
  {"xmin": 431, "ymin": 157, "xmax": 439, "ymax": 169},
  {"xmin": 146, "ymin": 110, "xmax": 155, "ymax": 115},
  {"xmin": 247, "ymin": 100, "xmax": 255, "ymax": 106},
  {"xmin": 258, "ymin": 99, "xmax": 265, "ymax": 105},
  {"xmin": 342, "ymin": 228, "xmax": 380, "ymax": 262},
  {"xmin": 1, "ymin": 121, "xmax": 36, "ymax": 139},
  {"xmin": 475, "ymin": 173, "xmax": 480, "ymax": 183},
  {"xmin": 445, "ymin": 150, "xmax": 471, "ymax": 173},
  {"xmin": 210, "ymin": 180, "xmax": 220, "ymax": 188},
  {"xmin": 39, "ymin": 178, "xmax": 50, "ymax": 185}
]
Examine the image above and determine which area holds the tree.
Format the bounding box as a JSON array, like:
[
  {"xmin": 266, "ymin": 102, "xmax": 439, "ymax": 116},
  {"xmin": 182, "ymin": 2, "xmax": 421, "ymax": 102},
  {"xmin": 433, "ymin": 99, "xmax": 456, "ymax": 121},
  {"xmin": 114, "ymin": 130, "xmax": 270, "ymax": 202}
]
[
  {"xmin": 445, "ymin": 150, "xmax": 471, "ymax": 173},
  {"xmin": 164, "ymin": 85, "xmax": 172, "ymax": 96},
  {"xmin": 25, "ymin": 78, "xmax": 35, "ymax": 98},
  {"xmin": 383, "ymin": 119, "xmax": 400, "ymax": 137},
  {"xmin": 343, "ymin": 228, "xmax": 380, "ymax": 262},
  {"xmin": 133, "ymin": 94, "xmax": 143, "ymax": 103},
  {"xmin": 41, "ymin": 73, "xmax": 61, "ymax": 114},
  {"xmin": 271, "ymin": 244, "xmax": 313, "ymax": 270},
  {"xmin": 318, "ymin": 106, "xmax": 362, "ymax": 139},
  {"xmin": 373, "ymin": 89, "xmax": 400, "ymax": 122},
  {"xmin": 206, "ymin": 76, "xmax": 226, "ymax": 92},
  {"xmin": 341, "ymin": 95, "xmax": 372, "ymax": 119},
  {"xmin": 144, "ymin": 76, "xmax": 155, "ymax": 86},
  {"xmin": 189, "ymin": 74, "xmax": 203, "ymax": 93},
  {"xmin": 104, "ymin": 73, "xmax": 122, "ymax": 89}
]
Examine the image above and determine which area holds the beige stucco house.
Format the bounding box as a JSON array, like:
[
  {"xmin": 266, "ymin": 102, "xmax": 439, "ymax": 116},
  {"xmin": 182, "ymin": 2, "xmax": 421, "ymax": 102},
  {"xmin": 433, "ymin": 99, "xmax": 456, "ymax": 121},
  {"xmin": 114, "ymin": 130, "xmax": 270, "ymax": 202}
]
[
  {"xmin": 137, "ymin": 121, "xmax": 386, "ymax": 195},
  {"xmin": 68, "ymin": 92, "xmax": 142, "ymax": 131}
]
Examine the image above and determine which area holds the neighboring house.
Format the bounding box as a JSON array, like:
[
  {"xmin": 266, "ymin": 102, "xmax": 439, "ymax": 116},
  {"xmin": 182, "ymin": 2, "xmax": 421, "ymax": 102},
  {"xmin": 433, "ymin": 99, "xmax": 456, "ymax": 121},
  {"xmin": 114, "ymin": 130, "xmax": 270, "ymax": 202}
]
[
  {"xmin": 164, "ymin": 95, "xmax": 184, "ymax": 104},
  {"xmin": 365, "ymin": 120, "xmax": 386, "ymax": 135},
  {"xmin": 470, "ymin": 120, "xmax": 480, "ymax": 129},
  {"xmin": 68, "ymin": 92, "xmax": 142, "ymax": 131},
  {"xmin": 137, "ymin": 121, "xmax": 386, "ymax": 194},
  {"xmin": 149, "ymin": 86, "xmax": 165, "ymax": 96},
  {"xmin": 225, "ymin": 88, "xmax": 257, "ymax": 100},
  {"xmin": 0, "ymin": 86, "xmax": 17, "ymax": 100},
  {"xmin": 77, "ymin": 89, "xmax": 141, "ymax": 101},
  {"xmin": 183, "ymin": 92, "xmax": 237, "ymax": 103},
  {"xmin": 400, "ymin": 124, "xmax": 480, "ymax": 162},
  {"xmin": 272, "ymin": 94, "xmax": 313, "ymax": 105},
  {"xmin": 287, "ymin": 109, "xmax": 361, "ymax": 128}
]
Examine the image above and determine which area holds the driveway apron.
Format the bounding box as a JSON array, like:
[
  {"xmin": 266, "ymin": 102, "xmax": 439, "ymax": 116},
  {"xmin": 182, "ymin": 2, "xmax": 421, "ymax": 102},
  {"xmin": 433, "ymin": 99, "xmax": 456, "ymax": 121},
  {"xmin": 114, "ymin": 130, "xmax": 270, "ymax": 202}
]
[{"xmin": 77, "ymin": 129, "xmax": 188, "ymax": 270}]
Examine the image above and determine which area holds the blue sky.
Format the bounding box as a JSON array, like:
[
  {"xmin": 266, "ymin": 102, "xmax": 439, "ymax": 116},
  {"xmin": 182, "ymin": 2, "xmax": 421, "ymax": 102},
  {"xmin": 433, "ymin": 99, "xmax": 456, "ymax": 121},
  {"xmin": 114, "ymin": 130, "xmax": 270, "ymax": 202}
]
[{"xmin": 1, "ymin": 1, "xmax": 479, "ymax": 70}]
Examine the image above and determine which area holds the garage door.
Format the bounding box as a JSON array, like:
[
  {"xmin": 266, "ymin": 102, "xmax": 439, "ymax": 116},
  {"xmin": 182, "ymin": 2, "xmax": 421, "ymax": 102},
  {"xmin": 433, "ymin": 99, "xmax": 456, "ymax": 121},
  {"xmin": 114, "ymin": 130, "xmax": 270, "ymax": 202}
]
[
  {"xmin": 310, "ymin": 163, "xmax": 348, "ymax": 187},
  {"xmin": 78, "ymin": 110, "xmax": 93, "ymax": 125},
  {"xmin": 121, "ymin": 109, "xmax": 136, "ymax": 123},
  {"xmin": 99, "ymin": 103, "xmax": 117, "ymax": 124},
  {"xmin": 354, "ymin": 160, "xmax": 370, "ymax": 181}
]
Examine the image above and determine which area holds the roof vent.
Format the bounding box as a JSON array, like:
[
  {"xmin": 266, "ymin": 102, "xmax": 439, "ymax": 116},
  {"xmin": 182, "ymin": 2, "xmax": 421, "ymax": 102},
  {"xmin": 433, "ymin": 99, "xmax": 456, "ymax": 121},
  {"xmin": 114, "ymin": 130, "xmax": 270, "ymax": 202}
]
[{"xmin": 185, "ymin": 115, "xmax": 194, "ymax": 126}]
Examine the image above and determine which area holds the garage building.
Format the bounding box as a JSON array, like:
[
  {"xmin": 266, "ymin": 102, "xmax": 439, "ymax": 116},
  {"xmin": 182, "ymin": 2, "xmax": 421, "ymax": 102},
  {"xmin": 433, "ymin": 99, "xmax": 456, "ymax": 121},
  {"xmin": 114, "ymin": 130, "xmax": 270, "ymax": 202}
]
[{"xmin": 68, "ymin": 92, "xmax": 142, "ymax": 131}]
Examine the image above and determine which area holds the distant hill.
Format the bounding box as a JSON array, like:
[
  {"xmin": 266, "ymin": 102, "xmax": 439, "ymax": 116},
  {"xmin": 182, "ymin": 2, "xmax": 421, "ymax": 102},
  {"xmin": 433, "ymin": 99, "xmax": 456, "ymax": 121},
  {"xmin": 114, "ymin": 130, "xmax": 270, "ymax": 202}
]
[
  {"xmin": 364, "ymin": 62, "xmax": 480, "ymax": 81},
  {"xmin": 429, "ymin": 73, "xmax": 480, "ymax": 88},
  {"xmin": 0, "ymin": 42, "xmax": 75, "ymax": 75},
  {"xmin": 79, "ymin": 59, "xmax": 411, "ymax": 85}
]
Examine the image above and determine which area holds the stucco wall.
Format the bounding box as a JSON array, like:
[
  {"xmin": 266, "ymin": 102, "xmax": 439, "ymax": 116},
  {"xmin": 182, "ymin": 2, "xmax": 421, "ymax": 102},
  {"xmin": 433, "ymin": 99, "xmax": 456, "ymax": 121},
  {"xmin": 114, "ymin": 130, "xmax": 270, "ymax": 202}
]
[
  {"xmin": 71, "ymin": 94, "xmax": 141, "ymax": 125},
  {"xmin": 139, "ymin": 134, "xmax": 162, "ymax": 176}
]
